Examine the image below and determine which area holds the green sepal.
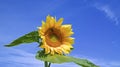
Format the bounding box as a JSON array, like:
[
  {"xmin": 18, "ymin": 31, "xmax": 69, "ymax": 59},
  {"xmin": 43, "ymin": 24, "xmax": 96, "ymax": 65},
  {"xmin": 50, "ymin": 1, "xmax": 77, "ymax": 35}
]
[
  {"xmin": 5, "ymin": 31, "xmax": 40, "ymax": 47},
  {"xmin": 36, "ymin": 50, "xmax": 99, "ymax": 67}
]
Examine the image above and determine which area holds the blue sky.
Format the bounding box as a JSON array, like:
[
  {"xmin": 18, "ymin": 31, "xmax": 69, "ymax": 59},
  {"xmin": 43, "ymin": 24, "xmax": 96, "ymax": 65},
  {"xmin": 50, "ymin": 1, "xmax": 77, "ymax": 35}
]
[{"xmin": 0, "ymin": 0, "xmax": 120, "ymax": 67}]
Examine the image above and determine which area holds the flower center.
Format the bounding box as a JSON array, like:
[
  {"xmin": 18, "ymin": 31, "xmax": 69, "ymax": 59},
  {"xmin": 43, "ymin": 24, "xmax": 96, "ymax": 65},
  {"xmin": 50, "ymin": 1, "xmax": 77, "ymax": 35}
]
[
  {"xmin": 45, "ymin": 28, "xmax": 62, "ymax": 47},
  {"xmin": 50, "ymin": 34, "xmax": 58, "ymax": 42}
]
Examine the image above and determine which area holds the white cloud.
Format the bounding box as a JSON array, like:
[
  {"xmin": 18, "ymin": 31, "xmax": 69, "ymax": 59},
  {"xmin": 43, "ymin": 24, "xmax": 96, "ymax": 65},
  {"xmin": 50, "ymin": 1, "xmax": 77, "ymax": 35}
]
[
  {"xmin": 85, "ymin": 57, "xmax": 120, "ymax": 67},
  {"xmin": 0, "ymin": 48, "xmax": 43, "ymax": 67},
  {"xmin": 109, "ymin": 61, "xmax": 120, "ymax": 66},
  {"xmin": 94, "ymin": 3, "xmax": 119, "ymax": 25},
  {"xmin": 1, "ymin": 47, "xmax": 120, "ymax": 67},
  {"xmin": 95, "ymin": 60, "xmax": 120, "ymax": 67},
  {"xmin": 0, "ymin": 48, "xmax": 79, "ymax": 67},
  {"xmin": 70, "ymin": 54, "xmax": 120, "ymax": 67}
]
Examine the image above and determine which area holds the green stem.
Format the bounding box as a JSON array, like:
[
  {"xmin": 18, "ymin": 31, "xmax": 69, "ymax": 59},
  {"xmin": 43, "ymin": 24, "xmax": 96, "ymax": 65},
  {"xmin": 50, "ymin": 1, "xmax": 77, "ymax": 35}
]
[
  {"xmin": 44, "ymin": 61, "xmax": 48, "ymax": 67},
  {"xmin": 48, "ymin": 62, "xmax": 51, "ymax": 67},
  {"xmin": 44, "ymin": 61, "xmax": 51, "ymax": 67}
]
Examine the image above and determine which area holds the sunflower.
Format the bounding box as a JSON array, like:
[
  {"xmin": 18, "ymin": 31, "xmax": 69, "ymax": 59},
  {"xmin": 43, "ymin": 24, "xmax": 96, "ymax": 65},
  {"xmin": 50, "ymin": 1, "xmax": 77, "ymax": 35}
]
[{"xmin": 38, "ymin": 15, "xmax": 74, "ymax": 55}]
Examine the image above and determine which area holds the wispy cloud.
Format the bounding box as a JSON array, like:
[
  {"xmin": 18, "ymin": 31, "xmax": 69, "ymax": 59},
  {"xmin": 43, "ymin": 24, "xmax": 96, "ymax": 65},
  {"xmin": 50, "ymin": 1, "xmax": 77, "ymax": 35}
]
[
  {"xmin": 0, "ymin": 48, "xmax": 43, "ymax": 67},
  {"xmin": 94, "ymin": 3, "xmax": 119, "ymax": 25},
  {"xmin": 1, "ymin": 46, "xmax": 120, "ymax": 67},
  {"xmin": 72, "ymin": 54, "xmax": 120, "ymax": 67},
  {"xmin": 94, "ymin": 59, "xmax": 120, "ymax": 67},
  {"xmin": 0, "ymin": 47, "xmax": 78, "ymax": 67}
]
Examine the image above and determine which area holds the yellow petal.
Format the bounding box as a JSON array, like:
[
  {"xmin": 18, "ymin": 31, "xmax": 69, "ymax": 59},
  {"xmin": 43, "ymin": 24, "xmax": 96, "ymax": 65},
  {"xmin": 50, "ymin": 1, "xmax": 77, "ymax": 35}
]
[
  {"xmin": 46, "ymin": 15, "xmax": 55, "ymax": 28},
  {"xmin": 50, "ymin": 48, "xmax": 54, "ymax": 55},
  {"xmin": 49, "ymin": 17, "xmax": 55, "ymax": 28},
  {"xmin": 45, "ymin": 45, "xmax": 50, "ymax": 54},
  {"xmin": 46, "ymin": 15, "xmax": 51, "ymax": 23},
  {"xmin": 40, "ymin": 36, "xmax": 46, "ymax": 48},
  {"xmin": 63, "ymin": 37, "xmax": 74, "ymax": 44},
  {"xmin": 38, "ymin": 27, "xmax": 44, "ymax": 36},
  {"xmin": 41, "ymin": 21, "xmax": 47, "ymax": 32},
  {"xmin": 54, "ymin": 48, "xmax": 62, "ymax": 54},
  {"xmin": 55, "ymin": 18, "xmax": 63, "ymax": 28},
  {"xmin": 61, "ymin": 47, "xmax": 70, "ymax": 54},
  {"xmin": 61, "ymin": 25, "xmax": 74, "ymax": 37},
  {"xmin": 38, "ymin": 21, "xmax": 48, "ymax": 36}
]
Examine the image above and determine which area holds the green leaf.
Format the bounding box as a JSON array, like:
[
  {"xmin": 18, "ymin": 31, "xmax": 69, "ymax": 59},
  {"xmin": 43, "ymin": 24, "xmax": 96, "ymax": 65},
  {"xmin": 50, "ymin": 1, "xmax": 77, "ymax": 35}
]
[
  {"xmin": 36, "ymin": 50, "xmax": 99, "ymax": 67},
  {"xmin": 5, "ymin": 31, "xmax": 40, "ymax": 47}
]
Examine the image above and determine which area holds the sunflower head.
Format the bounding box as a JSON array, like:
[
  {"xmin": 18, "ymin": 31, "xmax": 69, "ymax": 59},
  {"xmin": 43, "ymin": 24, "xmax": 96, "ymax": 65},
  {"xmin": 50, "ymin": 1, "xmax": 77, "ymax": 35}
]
[{"xmin": 38, "ymin": 15, "xmax": 74, "ymax": 55}]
